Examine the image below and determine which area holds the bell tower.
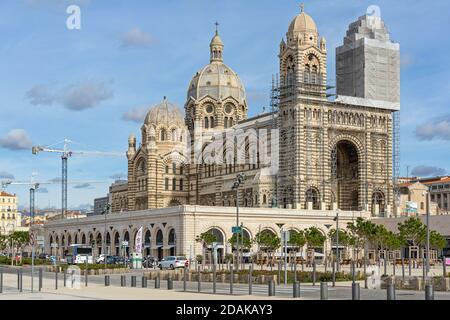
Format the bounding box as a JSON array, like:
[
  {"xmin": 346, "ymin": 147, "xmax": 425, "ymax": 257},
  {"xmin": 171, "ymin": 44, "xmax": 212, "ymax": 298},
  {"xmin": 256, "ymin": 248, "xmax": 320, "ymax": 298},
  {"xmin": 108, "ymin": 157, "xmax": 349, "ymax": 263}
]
[{"xmin": 277, "ymin": 5, "xmax": 328, "ymax": 209}]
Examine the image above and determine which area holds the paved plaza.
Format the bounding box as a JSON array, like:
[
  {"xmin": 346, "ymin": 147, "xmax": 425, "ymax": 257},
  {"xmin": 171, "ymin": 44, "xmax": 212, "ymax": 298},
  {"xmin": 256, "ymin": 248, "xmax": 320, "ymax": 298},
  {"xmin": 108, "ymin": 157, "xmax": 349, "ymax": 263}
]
[{"xmin": 1, "ymin": 266, "xmax": 449, "ymax": 300}]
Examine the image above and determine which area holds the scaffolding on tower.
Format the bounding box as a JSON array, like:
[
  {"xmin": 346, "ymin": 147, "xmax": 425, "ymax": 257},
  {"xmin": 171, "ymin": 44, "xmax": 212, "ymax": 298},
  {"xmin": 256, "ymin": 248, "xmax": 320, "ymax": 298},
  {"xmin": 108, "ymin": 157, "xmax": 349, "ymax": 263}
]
[
  {"xmin": 270, "ymin": 74, "xmax": 280, "ymax": 208},
  {"xmin": 392, "ymin": 110, "xmax": 401, "ymax": 216}
]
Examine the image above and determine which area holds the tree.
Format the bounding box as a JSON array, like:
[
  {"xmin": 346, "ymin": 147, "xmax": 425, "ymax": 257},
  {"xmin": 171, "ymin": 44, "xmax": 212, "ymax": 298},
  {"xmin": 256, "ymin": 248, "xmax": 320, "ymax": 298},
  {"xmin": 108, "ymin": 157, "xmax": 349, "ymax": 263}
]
[
  {"xmin": 195, "ymin": 231, "xmax": 218, "ymax": 268},
  {"xmin": 397, "ymin": 217, "xmax": 426, "ymax": 247},
  {"xmin": 328, "ymin": 228, "xmax": 349, "ymax": 260},
  {"xmin": 253, "ymin": 230, "xmax": 281, "ymax": 252},
  {"xmin": 9, "ymin": 231, "xmax": 29, "ymax": 264},
  {"xmin": 288, "ymin": 230, "xmax": 306, "ymax": 262},
  {"xmin": 0, "ymin": 234, "xmax": 8, "ymax": 252},
  {"xmin": 430, "ymin": 230, "xmax": 446, "ymax": 250},
  {"xmin": 228, "ymin": 233, "xmax": 252, "ymax": 250},
  {"xmin": 304, "ymin": 227, "xmax": 326, "ymax": 249}
]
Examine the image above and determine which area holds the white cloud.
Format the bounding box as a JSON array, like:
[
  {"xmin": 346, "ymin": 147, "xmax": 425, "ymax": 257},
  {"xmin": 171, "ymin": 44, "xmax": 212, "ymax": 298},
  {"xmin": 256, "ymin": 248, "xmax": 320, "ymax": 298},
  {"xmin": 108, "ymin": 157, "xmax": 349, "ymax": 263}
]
[
  {"xmin": 73, "ymin": 183, "xmax": 93, "ymax": 189},
  {"xmin": 25, "ymin": 81, "xmax": 114, "ymax": 111},
  {"xmin": 0, "ymin": 129, "xmax": 33, "ymax": 151},
  {"xmin": 415, "ymin": 115, "xmax": 450, "ymax": 141},
  {"xmin": 411, "ymin": 166, "xmax": 447, "ymax": 177},
  {"xmin": 61, "ymin": 82, "xmax": 114, "ymax": 111},
  {"xmin": 0, "ymin": 171, "xmax": 15, "ymax": 180},
  {"xmin": 122, "ymin": 106, "xmax": 150, "ymax": 123},
  {"xmin": 120, "ymin": 28, "xmax": 155, "ymax": 48}
]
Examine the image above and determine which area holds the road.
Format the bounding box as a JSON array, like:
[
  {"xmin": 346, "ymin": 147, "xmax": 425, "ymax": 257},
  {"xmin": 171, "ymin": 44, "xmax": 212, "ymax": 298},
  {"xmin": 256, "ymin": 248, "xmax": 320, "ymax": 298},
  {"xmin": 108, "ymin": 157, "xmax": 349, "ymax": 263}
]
[{"xmin": 1, "ymin": 265, "xmax": 449, "ymax": 300}]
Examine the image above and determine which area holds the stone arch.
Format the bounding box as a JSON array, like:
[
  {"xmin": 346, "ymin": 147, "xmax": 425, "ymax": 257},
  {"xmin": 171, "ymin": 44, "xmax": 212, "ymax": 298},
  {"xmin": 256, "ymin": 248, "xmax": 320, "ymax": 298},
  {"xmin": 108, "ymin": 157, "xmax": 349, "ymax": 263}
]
[
  {"xmin": 305, "ymin": 186, "xmax": 320, "ymax": 210},
  {"xmin": 330, "ymin": 135, "xmax": 364, "ymax": 211}
]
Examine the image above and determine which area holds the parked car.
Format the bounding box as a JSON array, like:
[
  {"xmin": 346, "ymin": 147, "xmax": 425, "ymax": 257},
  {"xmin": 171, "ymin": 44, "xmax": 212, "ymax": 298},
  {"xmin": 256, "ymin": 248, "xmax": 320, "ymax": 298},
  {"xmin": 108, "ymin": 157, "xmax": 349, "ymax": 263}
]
[
  {"xmin": 158, "ymin": 256, "xmax": 189, "ymax": 270},
  {"xmin": 143, "ymin": 256, "xmax": 157, "ymax": 268},
  {"xmin": 38, "ymin": 253, "xmax": 49, "ymax": 260}
]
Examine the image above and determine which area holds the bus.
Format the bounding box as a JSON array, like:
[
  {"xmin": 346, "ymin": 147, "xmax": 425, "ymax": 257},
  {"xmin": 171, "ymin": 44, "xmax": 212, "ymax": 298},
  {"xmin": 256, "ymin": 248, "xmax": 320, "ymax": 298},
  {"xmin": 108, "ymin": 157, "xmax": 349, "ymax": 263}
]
[{"xmin": 66, "ymin": 244, "xmax": 93, "ymax": 264}]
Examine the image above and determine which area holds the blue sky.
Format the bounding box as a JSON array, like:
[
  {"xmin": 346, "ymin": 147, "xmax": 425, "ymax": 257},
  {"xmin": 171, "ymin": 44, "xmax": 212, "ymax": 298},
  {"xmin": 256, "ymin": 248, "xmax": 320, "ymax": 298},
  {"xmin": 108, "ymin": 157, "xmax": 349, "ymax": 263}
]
[{"xmin": 0, "ymin": 0, "xmax": 449, "ymax": 210}]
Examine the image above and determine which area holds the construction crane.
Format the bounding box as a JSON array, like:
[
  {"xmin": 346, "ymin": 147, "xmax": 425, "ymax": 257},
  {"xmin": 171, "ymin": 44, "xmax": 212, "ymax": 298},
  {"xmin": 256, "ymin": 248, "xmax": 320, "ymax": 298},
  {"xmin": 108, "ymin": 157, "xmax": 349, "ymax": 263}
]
[
  {"xmin": 1, "ymin": 178, "xmax": 114, "ymax": 225},
  {"xmin": 32, "ymin": 139, "xmax": 125, "ymax": 219}
]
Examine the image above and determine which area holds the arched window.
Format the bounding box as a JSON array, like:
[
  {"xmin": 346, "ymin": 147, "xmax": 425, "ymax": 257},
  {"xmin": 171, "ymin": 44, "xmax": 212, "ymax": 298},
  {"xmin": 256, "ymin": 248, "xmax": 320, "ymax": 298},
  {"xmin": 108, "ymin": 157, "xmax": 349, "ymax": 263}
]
[
  {"xmin": 224, "ymin": 117, "xmax": 229, "ymax": 128},
  {"xmin": 165, "ymin": 178, "xmax": 169, "ymax": 190},
  {"xmin": 179, "ymin": 179, "xmax": 184, "ymax": 191},
  {"xmin": 172, "ymin": 163, "xmax": 176, "ymax": 174},
  {"xmin": 304, "ymin": 65, "xmax": 310, "ymax": 83},
  {"xmin": 160, "ymin": 128, "xmax": 167, "ymax": 141},
  {"xmin": 204, "ymin": 117, "xmax": 209, "ymax": 129},
  {"xmin": 305, "ymin": 187, "xmax": 320, "ymax": 210},
  {"xmin": 263, "ymin": 194, "xmax": 267, "ymax": 204},
  {"xmin": 172, "ymin": 178, "xmax": 176, "ymax": 190},
  {"xmin": 171, "ymin": 129, "xmax": 177, "ymax": 141}
]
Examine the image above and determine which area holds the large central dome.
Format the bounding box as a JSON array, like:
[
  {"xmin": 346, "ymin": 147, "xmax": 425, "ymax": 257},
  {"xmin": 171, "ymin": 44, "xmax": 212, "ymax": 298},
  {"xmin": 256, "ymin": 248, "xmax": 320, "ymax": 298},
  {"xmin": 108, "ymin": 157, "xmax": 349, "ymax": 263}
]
[
  {"xmin": 144, "ymin": 97, "xmax": 184, "ymax": 127},
  {"xmin": 187, "ymin": 30, "xmax": 246, "ymax": 104}
]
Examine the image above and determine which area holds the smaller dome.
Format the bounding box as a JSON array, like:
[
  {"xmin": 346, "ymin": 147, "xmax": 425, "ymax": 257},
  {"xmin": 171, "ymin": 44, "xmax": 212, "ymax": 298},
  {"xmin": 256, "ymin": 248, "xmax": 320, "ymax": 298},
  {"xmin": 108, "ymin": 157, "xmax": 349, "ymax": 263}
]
[
  {"xmin": 144, "ymin": 97, "xmax": 184, "ymax": 127},
  {"xmin": 210, "ymin": 32, "xmax": 224, "ymax": 47},
  {"xmin": 288, "ymin": 8, "xmax": 318, "ymax": 35}
]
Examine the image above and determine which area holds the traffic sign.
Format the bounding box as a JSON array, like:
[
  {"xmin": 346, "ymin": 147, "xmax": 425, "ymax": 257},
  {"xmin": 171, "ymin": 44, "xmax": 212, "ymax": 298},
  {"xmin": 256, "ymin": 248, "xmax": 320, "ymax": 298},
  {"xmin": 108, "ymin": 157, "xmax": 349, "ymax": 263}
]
[
  {"xmin": 29, "ymin": 232, "xmax": 36, "ymax": 246},
  {"xmin": 232, "ymin": 226, "xmax": 242, "ymax": 234}
]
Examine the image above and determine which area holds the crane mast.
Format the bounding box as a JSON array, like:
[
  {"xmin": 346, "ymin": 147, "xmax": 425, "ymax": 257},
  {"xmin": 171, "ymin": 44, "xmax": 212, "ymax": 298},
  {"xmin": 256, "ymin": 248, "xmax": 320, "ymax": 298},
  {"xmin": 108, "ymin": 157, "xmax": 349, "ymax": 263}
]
[{"xmin": 32, "ymin": 139, "xmax": 125, "ymax": 219}]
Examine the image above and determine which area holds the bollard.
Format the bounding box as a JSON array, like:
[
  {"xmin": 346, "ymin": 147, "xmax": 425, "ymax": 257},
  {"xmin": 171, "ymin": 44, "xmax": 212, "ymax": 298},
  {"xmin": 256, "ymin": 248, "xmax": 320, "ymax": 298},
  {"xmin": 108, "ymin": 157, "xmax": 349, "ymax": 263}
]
[
  {"xmin": 105, "ymin": 275, "xmax": 110, "ymax": 286},
  {"xmin": 17, "ymin": 270, "xmax": 20, "ymax": 290},
  {"xmin": 393, "ymin": 262, "xmax": 396, "ymax": 276},
  {"xmin": 352, "ymin": 282, "xmax": 360, "ymax": 300},
  {"xmin": 0, "ymin": 268, "xmax": 2, "ymax": 294},
  {"xmin": 293, "ymin": 281, "xmax": 300, "ymax": 298},
  {"xmin": 268, "ymin": 279, "xmax": 275, "ymax": 296},
  {"xmin": 197, "ymin": 271, "xmax": 201, "ymax": 292},
  {"xmin": 184, "ymin": 267, "xmax": 187, "ymax": 292},
  {"xmin": 64, "ymin": 268, "xmax": 67, "ymax": 287},
  {"xmin": 230, "ymin": 269, "xmax": 234, "ymax": 295},
  {"xmin": 142, "ymin": 276, "xmax": 147, "ymax": 288},
  {"xmin": 19, "ymin": 270, "xmax": 22, "ymax": 292},
  {"xmin": 320, "ymin": 281, "xmax": 328, "ymax": 300},
  {"xmin": 312, "ymin": 261, "xmax": 316, "ymax": 286},
  {"xmin": 121, "ymin": 275, "xmax": 126, "ymax": 287},
  {"xmin": 425, "ymin": 284, "xmax": 434, "ymax": 300},
  {"xmin": 39, "ymin": 269, "xmax": 42, "ymax": 292},
  {"xmin": 167, "ymin": 277, "xmax": 173, "ymax": 290},
  {"xmin": 387, "ymin": 283, "xmax": 396, "ymax": 300},
  {"xmin": 155, "ymin": 274, "xmax": 160, "ymax": 289},
  {"xmin": 332, "ymin": 261, "xmax": 336, "ymax": 287},
  {"xmin": 55, "ymin": 271, "xmax": 58, "ymax": 290},
  {"xmin": 409, "ymin": 259, "xmax": 412, "ymax": 276},
  {"xmin": 85, "ymin": 269, "xmax": 88, "ymax": 287},
  {"xmin": 249, "ymin": 265, "xmax": 253, "ymax": 295},
  {"xmin": 131, "ymin": 276, "xmax": 137, "ymax": 287}
]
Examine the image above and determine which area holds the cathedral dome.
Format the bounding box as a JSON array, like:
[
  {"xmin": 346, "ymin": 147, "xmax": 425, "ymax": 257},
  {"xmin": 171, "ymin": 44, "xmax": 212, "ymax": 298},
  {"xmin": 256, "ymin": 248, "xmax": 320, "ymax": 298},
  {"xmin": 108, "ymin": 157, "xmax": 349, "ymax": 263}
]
[
  {"xmin": 188, "ymin": 62, "xmax": 246, "ymax": 103},
  {"xmin": 144, "ymin": 97, "xmax": 184, "ymax": 127},
  {"xmin": 288, "ymin": 5, "xmax": 318, "ymax": 37},
  {"xmin": 187, "ymin": 29, "xmax": 246, "ymax": 104}
]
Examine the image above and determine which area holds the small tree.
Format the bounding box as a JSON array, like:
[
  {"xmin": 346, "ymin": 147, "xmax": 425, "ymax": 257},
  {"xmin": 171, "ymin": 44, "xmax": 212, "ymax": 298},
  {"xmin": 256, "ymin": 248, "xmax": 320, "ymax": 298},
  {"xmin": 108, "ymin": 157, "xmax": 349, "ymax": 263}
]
[
  {"xmin": 253, "ymin": 230, "xmax": 281, "ymax": 266},
  {"xmin": 289, "ymin": 230, "xmax": 306, "ymax": 262},
  {"xmin": 398, "ymin": 217, "xmax": 426, "ymax": 248},
  {"xmin": 9, "ymin": 231, "xmax": 29, "ymax": 264},
  {"xmin": 195, "ymin": 231, "xmax": 218, "ymax": 268},
  {"xmin": 228, "ymin": 233, "xmax": 252, "ymax": 250},
  {"xmin": 304, "ymin": 227, "xmax": 326, "ymax": 265}
]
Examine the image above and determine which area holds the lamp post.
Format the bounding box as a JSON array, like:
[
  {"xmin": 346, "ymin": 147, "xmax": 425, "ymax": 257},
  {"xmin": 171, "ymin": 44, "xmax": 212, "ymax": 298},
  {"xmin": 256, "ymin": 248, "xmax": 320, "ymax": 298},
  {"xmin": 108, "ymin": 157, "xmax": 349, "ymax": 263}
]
[
  {"xmin": 334, "ymin": 209, "xmax": 340, "ymax": 272},
  {"xmin": 232, "ymin": 173, "xmax": 245, "ymax": 272},
  {"xmin": 425, "ymin": 189, "xmax": 430, "ymax": 278},
  {"xmin": 103, "ymin": 204, "xmax": 111, "ymax": 270}
]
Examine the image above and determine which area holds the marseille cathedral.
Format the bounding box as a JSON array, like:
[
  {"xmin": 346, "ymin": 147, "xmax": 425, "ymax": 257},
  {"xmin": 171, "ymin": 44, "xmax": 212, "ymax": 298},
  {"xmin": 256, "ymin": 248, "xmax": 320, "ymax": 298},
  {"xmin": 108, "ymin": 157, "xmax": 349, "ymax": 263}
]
[
  {"xmin": 125, "ymin": 6, "xmax": 399, "ymax": 217},
  {"xmin": 43, "ymin": 6, "xmax": 401, "ymax": 259}
]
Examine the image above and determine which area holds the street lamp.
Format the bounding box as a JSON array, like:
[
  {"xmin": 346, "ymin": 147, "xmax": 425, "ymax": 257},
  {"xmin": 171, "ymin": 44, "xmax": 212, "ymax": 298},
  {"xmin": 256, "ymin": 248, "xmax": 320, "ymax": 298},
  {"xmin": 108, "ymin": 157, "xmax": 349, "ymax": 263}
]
[
  {"xmin": 333, "ymin": 209, "xmax": 340, "ymax": 272},
  {"xmin": 232, "ymin": 173, "xmax": 245, "ymax": 272},
  {"xmin": 425, "ymin": 189, "xmax": 431, "ymax": 278},
  {"xmin": 102, "ymin": 203, "xmax": 111, "ymax": 270}
]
